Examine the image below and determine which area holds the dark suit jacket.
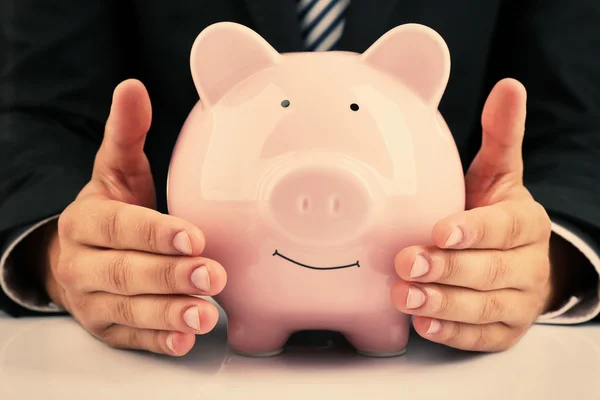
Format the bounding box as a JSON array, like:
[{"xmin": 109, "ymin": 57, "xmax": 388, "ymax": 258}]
[{"xmin": 1, "ymin": 0, "xmax": 599, "ymax": 316}]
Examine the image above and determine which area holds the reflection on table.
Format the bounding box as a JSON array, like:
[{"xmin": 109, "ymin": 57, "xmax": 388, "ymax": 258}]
[{"xmin": 0, "ymin": 307, "xmax": 599, "ymax": 399}]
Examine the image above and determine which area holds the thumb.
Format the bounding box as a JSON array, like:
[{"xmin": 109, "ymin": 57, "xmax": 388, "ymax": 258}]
[
  {"xmin": 93, "ymin": 79, "xmax": 152, "ymax": 179},
  {"xmin": 466, "ymin": 78, "xmax": 527, "ymax": 200}
]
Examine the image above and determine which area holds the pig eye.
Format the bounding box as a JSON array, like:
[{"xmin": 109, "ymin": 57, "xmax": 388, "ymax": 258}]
[
  {"xmin": 350, "ymin": 103, "xmax": 359, "ymax": 111},
  {"xmin": 281, "ymin": 99, "xmax": 291, "ymax": 108}
]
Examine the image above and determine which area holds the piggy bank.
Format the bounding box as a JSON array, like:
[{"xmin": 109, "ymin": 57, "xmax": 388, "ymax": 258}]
[{"xmin": 167, "ymin": 22, "xmax": 465, "ymax": 357}]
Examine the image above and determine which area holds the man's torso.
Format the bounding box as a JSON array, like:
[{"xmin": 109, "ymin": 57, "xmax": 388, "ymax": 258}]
[{"xmin": 118, "ymin": 0, "xmax": 505, "ymax": 212}]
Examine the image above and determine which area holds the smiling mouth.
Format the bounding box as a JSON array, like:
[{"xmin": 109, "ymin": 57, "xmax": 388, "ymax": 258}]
[{"xmin": 273, "ymin": 250, "xmax": 360, "ymax": 270}]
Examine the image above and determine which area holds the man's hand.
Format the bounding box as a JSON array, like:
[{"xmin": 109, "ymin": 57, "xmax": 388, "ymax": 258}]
[
  {"xmin": 44, "ymin": 79, "xmax": 227, "ymax": 356},
  {"xmin": 391, "ymin": 78, "xmax": 554, "ymax": 352}
]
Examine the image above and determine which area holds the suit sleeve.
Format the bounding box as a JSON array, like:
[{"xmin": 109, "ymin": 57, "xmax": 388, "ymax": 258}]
[
  {"xmin": 0, "ymin": 1, "xmax": 128, "ymax": 315},
  {"xmin": 486, "ymin": 0, "xmax": 600, "ymax": 323},
  {"xmin": 537, "ymin": 220, "xmax": 600, "ymax": 323},
  {"xmin": 0, "ymin": 218, "xmax": 64, "ymax": 316}
]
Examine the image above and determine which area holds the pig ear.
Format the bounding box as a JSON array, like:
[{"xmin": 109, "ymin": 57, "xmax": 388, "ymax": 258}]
[
  {"xmin": 190, "ymin": 22, "xmax": 281, "ymax": 107},
  {"xmin": 360, "ymin": 24, "xmax": 450, "ymax": 107}
]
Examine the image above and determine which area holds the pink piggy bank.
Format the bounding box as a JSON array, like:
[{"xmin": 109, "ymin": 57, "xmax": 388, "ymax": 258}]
[{"xmin": 167, "ymin": 22, "xmax": 465, "ymax": 357}]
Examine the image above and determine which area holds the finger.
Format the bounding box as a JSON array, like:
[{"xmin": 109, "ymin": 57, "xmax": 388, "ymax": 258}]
[
  {"xmin": 412, "ymin": 316, "xmax": 523, "ymax": 352},
  {"xmin": 431, "ymin": 199, "xmax": 551, "ymax": 250},
  {"xmin": 100, "ymin": 326, "xmax": 195, "ymax": 356},
  {"xmin": 466, "ymin": 78, "xmax": 527, "ymax": 196},
  {"xmin": 93, "ymin": 79, "xmax": 152, "ymax": 179},
  {"xmin": 60, "ymin": 197, "xmax": 205, "ymax": 255},
  {"xmin": 395, "ymin": 244, "xmax": 548, "ymax": 291},
  {"xmin": 65, "ymin": 246, "xmax": 227, "ymax": 296},
  {"xmin": 88, "ymin": 293, "xmax": 220, "ymax": 334},
  {"xmin": 390, "ymin": 280, "xmax": 538, "ymax": 326}
]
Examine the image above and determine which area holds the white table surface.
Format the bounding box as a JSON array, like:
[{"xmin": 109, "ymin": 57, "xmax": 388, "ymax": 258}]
[{"xmin": 1, "ymin": 305, "xmax": 599, "ymax": 400}]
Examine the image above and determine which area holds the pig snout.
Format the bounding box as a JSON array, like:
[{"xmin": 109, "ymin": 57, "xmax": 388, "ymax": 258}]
[{"xmin": 262, "ymin": 160, "xmax": 375, "ymax": 245}]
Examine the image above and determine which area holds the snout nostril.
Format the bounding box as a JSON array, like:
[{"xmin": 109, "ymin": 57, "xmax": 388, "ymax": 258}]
[
  {"xmin": 298, "ymin": 195, "xmax": 310, "ymax": 213},
  {"xmin": 330, "ymin": 195, "xmax": 341, "ymax": 215}
]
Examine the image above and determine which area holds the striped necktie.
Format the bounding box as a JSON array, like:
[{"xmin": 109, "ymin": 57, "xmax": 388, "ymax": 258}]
[{"xmin": 297, "ymin": 0, "xmax": 350, "ymax": 51}]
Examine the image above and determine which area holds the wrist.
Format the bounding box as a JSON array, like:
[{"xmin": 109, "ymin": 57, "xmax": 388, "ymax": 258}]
[{"xmin": 45, "ymin": 221, "xmax": 64, "ymax": 308}]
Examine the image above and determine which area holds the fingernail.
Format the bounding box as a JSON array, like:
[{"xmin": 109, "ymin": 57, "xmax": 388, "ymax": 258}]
[
  {"xmin": 183, "ymin": 306, "xmax": 201, "ymax": 331},
  {"xmin": 173, "ymin": 231, "xmax": 192, "ymax": 255},
  {"xmin": 166, "ymin": 332, "xmax": 176, "ymax": 353},
  {"xmin": 445, "ymin": 227, "xmax": 464, "ymax": 247},
  {"xmin": 406, "ymin": 286, "xmax": 426, "ymax": 309},
  {"xmin": 191, "ymin": 266, "xmax": 211, "ymax": 292},
  {"xmin": 410, "ymin": 254, "xmax": 429, "ymax": 278},
  {"xmin": 427, "ymin": 319, "xmax": 442, "ymax": 335}
]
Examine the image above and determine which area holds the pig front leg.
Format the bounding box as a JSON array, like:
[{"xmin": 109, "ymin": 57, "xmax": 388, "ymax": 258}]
[
  {"xmin": 226, "ymin": 316, "xmax": 291, "ymax": 357},
  {"xmin": 342, "ymin": 313, "xmax": 411, "ymax": 357}
]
